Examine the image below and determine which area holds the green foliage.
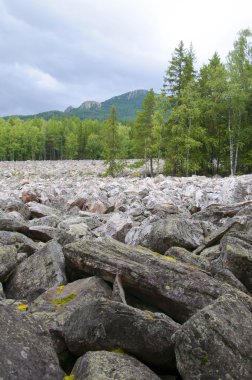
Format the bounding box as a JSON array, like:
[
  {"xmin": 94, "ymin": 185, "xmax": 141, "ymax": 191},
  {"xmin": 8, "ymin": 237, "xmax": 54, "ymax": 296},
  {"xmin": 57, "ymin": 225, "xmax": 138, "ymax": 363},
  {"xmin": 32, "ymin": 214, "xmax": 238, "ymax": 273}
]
[{"xmin": 0, "ymin": 29, "xmax": 251, "ymax": 176}]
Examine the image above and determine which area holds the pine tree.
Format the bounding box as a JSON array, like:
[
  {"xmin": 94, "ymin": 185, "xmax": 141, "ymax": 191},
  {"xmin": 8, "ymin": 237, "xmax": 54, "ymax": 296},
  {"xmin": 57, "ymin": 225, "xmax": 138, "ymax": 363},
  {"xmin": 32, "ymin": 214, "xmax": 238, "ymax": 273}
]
[
  {"xmin": 103, "ymin": 105, "xmax": 121, "ymax": 177},
  {"xmin": 163, "ymin": 41, "xmax": 196, "ymax": 103},
  {"xmin": 133, "ymin": 89, "xmax": 156, "ymax": 176}
]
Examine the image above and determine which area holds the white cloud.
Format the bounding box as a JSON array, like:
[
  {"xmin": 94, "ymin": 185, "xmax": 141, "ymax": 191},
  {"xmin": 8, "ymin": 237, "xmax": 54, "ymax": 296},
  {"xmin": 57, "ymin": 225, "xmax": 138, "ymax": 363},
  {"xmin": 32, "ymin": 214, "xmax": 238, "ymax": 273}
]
[{"xmin": 0, "ymin": 0, "xmax": 251, "ymax": 115}]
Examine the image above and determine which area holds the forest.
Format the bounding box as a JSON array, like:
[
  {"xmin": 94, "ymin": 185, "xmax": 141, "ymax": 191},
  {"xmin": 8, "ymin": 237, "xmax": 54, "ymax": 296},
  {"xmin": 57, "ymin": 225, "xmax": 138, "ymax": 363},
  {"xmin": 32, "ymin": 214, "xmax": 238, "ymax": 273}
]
[{"xmin": 0, "ymin": 29, "xmax": 251, "ymax": 177}]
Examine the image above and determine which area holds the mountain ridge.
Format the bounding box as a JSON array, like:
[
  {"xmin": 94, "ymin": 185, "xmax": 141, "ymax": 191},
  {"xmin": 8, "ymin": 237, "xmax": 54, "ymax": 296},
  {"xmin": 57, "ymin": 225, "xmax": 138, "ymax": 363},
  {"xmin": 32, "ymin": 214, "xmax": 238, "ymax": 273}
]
[{"xmin": 7, "ymin": 89, "xmax": 148, "ymax": 122}]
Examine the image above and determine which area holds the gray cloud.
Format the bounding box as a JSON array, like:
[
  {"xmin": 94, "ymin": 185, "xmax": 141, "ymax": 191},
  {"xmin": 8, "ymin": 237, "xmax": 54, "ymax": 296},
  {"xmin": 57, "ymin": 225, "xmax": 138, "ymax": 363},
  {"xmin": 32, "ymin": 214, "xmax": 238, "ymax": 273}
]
[{"xmin": 0, "ymin": 0, "xmax": 251, "ymax": 116}]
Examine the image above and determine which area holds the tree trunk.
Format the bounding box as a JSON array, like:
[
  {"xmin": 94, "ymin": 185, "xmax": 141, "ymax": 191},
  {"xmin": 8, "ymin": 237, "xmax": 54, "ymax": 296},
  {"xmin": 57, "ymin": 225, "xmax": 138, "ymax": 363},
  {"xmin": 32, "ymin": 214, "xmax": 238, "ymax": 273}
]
[{"xmin": 228, "ymin": 110, "xmax": 234, "ymax": 176}]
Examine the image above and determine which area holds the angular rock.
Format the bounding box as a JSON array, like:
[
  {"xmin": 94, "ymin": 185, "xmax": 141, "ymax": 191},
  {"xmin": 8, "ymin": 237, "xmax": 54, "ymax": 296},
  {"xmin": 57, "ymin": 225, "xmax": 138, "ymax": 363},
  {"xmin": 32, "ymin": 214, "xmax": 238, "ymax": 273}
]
[
  {"xmin": 64, "ymin": 298, "xmax": 179, "ymax": 369},
  {"xmin": 28, "ymin": 225, "xmax": 59, "ymax": 242},
  {"xmin": 125, "ymin": 216, "xmax": 204, "ymax": 253},
  {"xmin": 100, "ymin": 212, "xmax": 133, "ymax": 242},
  {"xmin": 30, "ymin": 277, "xmax": 112, "ymax": 354},
  {"xmin": 213, "ymin": 268, "xmax": 249, "ymax": 294},
  {"xmin": 30, "ymin": 276, "xmax": 112, "ymax": 316},
  {"xmin": 165, "ymin": 247, "xmax": 210, "ymax": 272},
  {"xmin": 0, "ymin": 216, "xmax": 29, "ymax": 233},
  {"xmin": 64, "ymin": 237, "xmax": 228, "ymax": 323},
  {"xmin": 29, "ymin": 215, "xmax": 60, "ymax": 227},
  {"xmin": 4, "ymin": 199, "xmax": 31, "ymax": 220},
  {"xmin": 21, "ymin": 190, "xmax": 40, "ymax": 204},
  {"xmin": 218, "ymin": 231, "xmax": 252, "ymax": 293},
  {"xmin": 0, "ymin": 305, "xmax": 64, "ymax": 380},
  {"xmin": 5, "ymin": 240, "xmax": 67, "ymax": 301},
  {"xmin": 173, "ymin": 294, "xmax": 252, "ymax": 380},
  {"xmin": 192, "ymin": 202, "xmax": 251, "ymax": 225},
  {"xmin": 0, "ymin": 230, "xmax": 38, "ymax": 255},
  {"xmin": 0, "ymin": 244, "xmax": 26, "ymax": 282},
  {"xmin": 0, "ymin": 282, "xmax": 5, "ymax": 298},
  {"xmin": 199, "ymin": 245, "xmax": 220, "ymax": 261},
  {"xmin": 71, "ymin": 351, "xmax": 161, "ymax": 380},
  {"xmin": 27, "ymin": 201, "xmax": 60, "ymax": 218}
]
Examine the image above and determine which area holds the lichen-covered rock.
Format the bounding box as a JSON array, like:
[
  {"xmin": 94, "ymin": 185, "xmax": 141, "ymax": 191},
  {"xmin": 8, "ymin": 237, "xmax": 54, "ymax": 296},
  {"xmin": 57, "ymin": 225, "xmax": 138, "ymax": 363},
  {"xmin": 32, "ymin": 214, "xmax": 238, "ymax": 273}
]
[
  {"xmin": 0, "ymin": 304, "xmax": 65, "ymax": 380},
  {"xmin": 218, "ymin": 231, "xmax": 252, "ymax": 293},
  {"xmin": 64, "ymin": 237, "xmax": 228, "ymax": 322},
  {"xmin": 30, "ymin": 277, "xmax": 112, "ymax": 355},
  {"xmin": 71, "ymin": 351, "xmax": 161, "ymax": 380},
  {"xmin": 0, "ymin": 244, "xmax": 27, "ymax": 282},
  {"xmin": 0, "ymin": 216, "xmax": 29, "ymax": 233},
  {"xmin": 165, "ymin": 246, "xmax": 210, "ymax": 272},
  {"xmin": 173, "ymin": 294, "xmax": 252, "ymax": 380},
  {"xmin": 0, "ymin": 230, "xmax": 38, "ymax": 255},
  {"xmin": 125, "ymin": 216, "xmax": 204, "ymax": 253},
  {"xmin": 5, "ymin": 240, "xmax": 67, "ymax": 301},
  {"xmin": 64, "ymin": 298, "xmax": 179, "ymax": 369}
]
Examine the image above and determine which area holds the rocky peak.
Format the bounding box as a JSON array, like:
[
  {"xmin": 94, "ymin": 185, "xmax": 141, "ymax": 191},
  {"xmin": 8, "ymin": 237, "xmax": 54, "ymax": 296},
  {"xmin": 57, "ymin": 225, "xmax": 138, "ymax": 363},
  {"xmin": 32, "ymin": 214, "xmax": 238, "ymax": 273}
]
[
  {"xmin": 79, "ymin": 101, "xmax": 101, "ymax": 109},
  {"xmin": 64, "ymin": 106, "xmax": 74, "ymax": 113}
]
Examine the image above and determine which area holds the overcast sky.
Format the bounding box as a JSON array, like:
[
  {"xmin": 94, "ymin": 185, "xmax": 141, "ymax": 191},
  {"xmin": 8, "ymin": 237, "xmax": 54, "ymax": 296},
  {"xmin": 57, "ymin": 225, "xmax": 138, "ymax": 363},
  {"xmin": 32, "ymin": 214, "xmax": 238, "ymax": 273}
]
[{"xmin": 0, "ymin": 0, "xmax": 251, "ymax": 116}]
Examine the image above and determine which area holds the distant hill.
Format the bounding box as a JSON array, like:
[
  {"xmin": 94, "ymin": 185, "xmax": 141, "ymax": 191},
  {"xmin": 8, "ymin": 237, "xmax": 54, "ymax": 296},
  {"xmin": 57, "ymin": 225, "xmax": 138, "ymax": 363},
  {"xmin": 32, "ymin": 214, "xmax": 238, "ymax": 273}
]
[{"xmin": 11, "ymin": 90, "xmax": 148, "ymax": 122}]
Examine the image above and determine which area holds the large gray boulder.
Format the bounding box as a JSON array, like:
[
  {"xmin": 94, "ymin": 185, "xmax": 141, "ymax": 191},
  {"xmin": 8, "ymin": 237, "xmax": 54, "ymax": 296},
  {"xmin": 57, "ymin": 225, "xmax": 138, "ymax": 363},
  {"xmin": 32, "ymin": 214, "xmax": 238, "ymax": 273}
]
[
  {"xmin": 0, "ymin": 305, "xmax": 65, "ymax": 380},
  {"xmin": 0, "ymin": 244, "xmax": 27, "ymax": 282},
  {"xmin": 30, "ymin": 277, "xmax": 112, "ymax": 355},
  {"xmin": 217, "ymin": 231, "xmax": 252, "ymax": 293},
  {"xmin": 5, "ymin": 240, "xmax": 67, "ymax": 301},
  {"xmin": 173, "ymin": 294, "xmax": 252, "ymax": 380},
  {"xmin": 0, "ymin": 216, "xmax": 29, "ymax": 233},
  {"xmin": 0, "ymin": 230, "xmax": 38, "ymax": 255},
  {"xmin": 63, "ymin": 237, "xmax": 228, "ymax": 322},
  {"xmin": 64, "ymin": 298, "xmax": 179, "ymax": 369},
  {"xmin": 71, "ymin": 351, "xmax": 161, "ymax": 380},
  {"xmin": 125, "ymin": 216, "xmax": 204, "ymax": 253},
  {"xmin": 27, "ymin": 201, "xmax": 60, "ymax": 218}
]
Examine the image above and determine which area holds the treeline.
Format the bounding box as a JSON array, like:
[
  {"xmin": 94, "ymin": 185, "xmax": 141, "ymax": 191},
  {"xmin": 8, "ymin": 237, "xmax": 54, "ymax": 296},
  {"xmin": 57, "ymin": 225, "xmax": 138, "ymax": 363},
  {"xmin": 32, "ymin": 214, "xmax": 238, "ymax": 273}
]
[
  {"xmin": 1, "ymin": 29, "xmax": 252, "ymax": 176},
  {"xmin": 0, "ymin": 117, "xmax": 133, "ymax": 161}
]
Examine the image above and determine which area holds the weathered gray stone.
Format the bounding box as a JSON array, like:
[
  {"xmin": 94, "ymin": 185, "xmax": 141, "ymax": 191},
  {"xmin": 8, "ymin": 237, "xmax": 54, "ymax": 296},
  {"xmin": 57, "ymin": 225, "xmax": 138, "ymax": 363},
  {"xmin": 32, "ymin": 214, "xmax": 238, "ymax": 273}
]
[
  {"xmin": 30, "ymin": 276, "xmax": 112, "ymax": 315},
  {"xmin": 0, "ymin": 282, "xmax": 5, "ymax": 298},
  {"xmin": 0, "ymin": 244, "xmax": 21, "ymax": 282},
  {"xmin": 0, "ymin": 216, "xmax": 29, "ymax": 233},
  {"xmin": 173, "ymin": 294, "xmax": 252, "ymax": 380},
  {"xmin": 125, "ymin": 216, "xmax": 204, "ymax": 253},
  {"xmin": 0, "ymin": 305, "xmax": 65, "ymax": 380},
  {"xmin": 200, "ymin": 245, "xmax": 220, "ymax": 261},
  {"xmin": 30, "ymin": 277, "xmax": 112, "ymax": 354},
  {"xmin": 28, "ymin": 225, "xmax": 59, "ymax": 242},
  {"xmin": 63, "ymin": 237, "xmax": 228, "ymax": 322},
  {"xmin": 165, "ymin": 247, "xmax": 211, "ymax": 272},
  {"xmin": 5, "ymin": 240, "xmax": 67, "ymax": 301},
  {"xmin": 217, "ymin": 232, "xmax": 252, "ymax": 293},
  {"xmin": 64, "ymin": 298, "xmax": 179, "ymax": 369},
  {"xmin": 71, "ymin": 351, "xmax": 161, "ymax": 380},
  {"xmin": 99, "ymin": 212, "xmax": 133, "ymax": 242},
  {"xmin": 0, "ymin": 230, "xmax": 38, "ymax": 255},
  {"xmin": 192, "ymin": 202, "xmax": 252, "ymax": 225},
  {"xmin": 27, "ymin": 201, "xmax": 60, "ymax": 218},
  {"xmin": 29, "ymin": 215, "xmax": 60, "ymax": 227}
]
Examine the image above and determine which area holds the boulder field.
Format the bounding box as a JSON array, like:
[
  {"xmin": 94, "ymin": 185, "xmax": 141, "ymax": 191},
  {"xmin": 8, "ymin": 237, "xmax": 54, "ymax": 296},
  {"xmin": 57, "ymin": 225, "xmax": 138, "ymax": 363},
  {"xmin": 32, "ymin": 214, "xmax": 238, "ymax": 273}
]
[{"xmin": 0, "ymin": 160, "xmax": 252, "ymax": 379}]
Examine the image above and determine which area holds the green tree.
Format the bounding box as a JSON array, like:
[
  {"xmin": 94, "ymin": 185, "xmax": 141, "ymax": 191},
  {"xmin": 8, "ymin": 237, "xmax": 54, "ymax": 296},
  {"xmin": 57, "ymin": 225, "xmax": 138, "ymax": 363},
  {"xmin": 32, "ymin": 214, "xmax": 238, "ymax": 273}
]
[
  {"xmin": 198, "ymin": 53, "xmax": 228, "ymax": 174},
  {"xmin": 226, "ymin": 29, "xmax": 252, "ymax": 175},
  {"xmin": 163, "ymin": 41, "xmax": 196, "ymax": 103},
  {"xmin": 133, "ymin": 89, "xmax": 157, "ymax": 176},
  {"xmin": 103, "ymin": 105, "xmax": 121, "ymax": 176}
]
